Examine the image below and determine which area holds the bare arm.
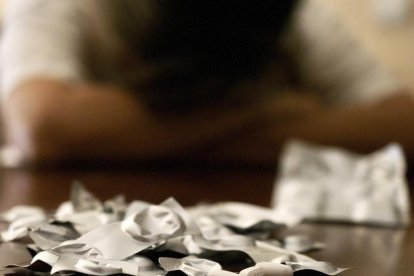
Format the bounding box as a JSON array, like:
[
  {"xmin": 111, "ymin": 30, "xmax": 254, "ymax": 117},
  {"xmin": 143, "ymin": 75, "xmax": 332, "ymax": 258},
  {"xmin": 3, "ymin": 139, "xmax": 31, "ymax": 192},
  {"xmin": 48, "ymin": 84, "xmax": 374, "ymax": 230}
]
[
  {"xmin": 6, "ymin": 77, "xmax": 413, "ymax": 166},
  {"xmin": 3, "ymin": 79, "xmax": 288, "ymax": 164},
  {"xmin": 203, "ymin": 92, "xmax": 414, "ymax": 164}
]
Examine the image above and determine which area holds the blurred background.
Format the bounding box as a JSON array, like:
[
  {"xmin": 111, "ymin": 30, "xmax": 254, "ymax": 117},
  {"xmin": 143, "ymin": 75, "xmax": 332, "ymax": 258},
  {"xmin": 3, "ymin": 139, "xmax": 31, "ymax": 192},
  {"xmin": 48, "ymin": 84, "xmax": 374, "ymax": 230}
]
[
  {"xmin": 0, "ymin": 4, "xmax": 413, "ymax": 275},
  {"xmin": 0, "ymin": 0, "xmax": 412, "ymax": 198},
  {"xmin": 324, "ymin": 0, "xmax": 414, "ymax": 91},
  {"xmin": 0, "ymin": 0, "xmax": 412, "ymax": 89}
]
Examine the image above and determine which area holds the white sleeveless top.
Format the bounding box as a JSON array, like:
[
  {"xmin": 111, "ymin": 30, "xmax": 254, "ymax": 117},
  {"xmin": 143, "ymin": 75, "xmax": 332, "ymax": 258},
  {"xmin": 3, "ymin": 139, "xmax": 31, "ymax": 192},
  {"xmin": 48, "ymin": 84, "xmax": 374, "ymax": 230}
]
[{"xmin": 0, "ymin": 0, "xmax": 402, "ymax": 105}]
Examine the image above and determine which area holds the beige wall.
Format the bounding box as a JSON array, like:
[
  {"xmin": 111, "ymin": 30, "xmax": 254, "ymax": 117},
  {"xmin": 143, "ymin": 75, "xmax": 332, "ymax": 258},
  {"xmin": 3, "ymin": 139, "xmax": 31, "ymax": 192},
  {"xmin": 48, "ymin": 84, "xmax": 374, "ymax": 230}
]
[{"xmin": 321, "ymin": 0, "xmax": 414, "ymax": 90}]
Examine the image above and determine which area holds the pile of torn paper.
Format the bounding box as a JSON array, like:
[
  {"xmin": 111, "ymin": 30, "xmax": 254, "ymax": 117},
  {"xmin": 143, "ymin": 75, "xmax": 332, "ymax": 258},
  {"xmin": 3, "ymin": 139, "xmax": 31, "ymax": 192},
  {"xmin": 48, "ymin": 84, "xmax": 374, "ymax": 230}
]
[{"xmin": 1, "ymin": 182, "xmax": 347, "ymax": 276}]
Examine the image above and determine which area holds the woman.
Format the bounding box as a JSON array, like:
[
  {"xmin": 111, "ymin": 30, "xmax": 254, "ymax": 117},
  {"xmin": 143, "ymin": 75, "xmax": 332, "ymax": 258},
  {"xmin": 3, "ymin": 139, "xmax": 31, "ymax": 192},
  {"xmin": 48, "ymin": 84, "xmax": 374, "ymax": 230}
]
[{"xmin": 0, "ymin": 0, "xmax": 412, "ymax": 165}]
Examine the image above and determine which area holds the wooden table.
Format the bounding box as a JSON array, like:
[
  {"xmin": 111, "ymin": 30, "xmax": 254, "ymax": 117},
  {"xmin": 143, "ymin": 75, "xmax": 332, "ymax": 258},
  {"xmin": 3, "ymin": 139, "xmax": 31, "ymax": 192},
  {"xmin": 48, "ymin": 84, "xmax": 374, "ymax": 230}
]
[{"xmin": 0, "ymin": 166, "xmax": 413, "ymax": 276}]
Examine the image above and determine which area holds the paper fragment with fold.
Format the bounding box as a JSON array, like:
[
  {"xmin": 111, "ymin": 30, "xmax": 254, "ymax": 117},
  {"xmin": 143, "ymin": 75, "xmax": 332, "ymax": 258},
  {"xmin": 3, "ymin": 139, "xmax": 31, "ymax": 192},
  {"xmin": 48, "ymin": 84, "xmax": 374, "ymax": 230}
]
[
  {"xmin": 272, "ymin": 140, "xmax": 411, "ymax": 227},
  {"xmin": 2, "ymin": 182, "xmax": 349, "ymax": 275}
]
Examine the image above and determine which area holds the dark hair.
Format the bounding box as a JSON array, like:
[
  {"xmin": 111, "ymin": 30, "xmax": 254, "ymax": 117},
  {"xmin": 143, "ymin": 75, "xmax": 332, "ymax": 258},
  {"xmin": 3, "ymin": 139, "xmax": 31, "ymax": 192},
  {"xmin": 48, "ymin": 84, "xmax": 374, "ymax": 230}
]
[{"xmin": 107, "ymin": 0, "xmax": 300, "ymax": 113}]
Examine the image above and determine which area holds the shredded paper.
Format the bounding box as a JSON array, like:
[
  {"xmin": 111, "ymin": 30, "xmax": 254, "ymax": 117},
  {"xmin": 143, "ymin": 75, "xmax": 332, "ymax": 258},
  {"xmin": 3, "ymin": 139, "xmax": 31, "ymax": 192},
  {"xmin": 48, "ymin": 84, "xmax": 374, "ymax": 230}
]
[
  {"xmin": 1, "ymin": 182, "xmax": 348, "ymax": 275},
  {"xmin": 2, "ymin": 141, "xmax": 411, "ymax": 275}
]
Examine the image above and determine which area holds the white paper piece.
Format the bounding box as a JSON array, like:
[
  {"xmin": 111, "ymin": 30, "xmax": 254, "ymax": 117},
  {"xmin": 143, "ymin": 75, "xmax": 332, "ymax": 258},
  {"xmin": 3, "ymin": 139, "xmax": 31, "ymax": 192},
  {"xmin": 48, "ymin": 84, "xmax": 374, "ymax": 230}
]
[
  {"xmin": 158, "ymin": 234, "xmax": 203, "ymax": 255},
  {"xmin": 54, "ymin": 182, "xmax": 125, "ymax": 235},
  {"xmin": 32, "ymin": 250, "xmax": 60, "ymax": 266},
  {"xmin": 188, "ymin": 202, "xmax": 301, "ymax": 233},
  {"xmin": 254, "ymin": 262, "xmax": 294, "ymax": 276},
  {"xmin": 207, "ymin": 269, "xmax": 238, "ymax": 276},
  {"xmin": 282, "ymin": 235, "xmax": 325, "ymax": 253},
  {"xmin": 75, "ymin": 198, "xmax": 200, "ymax": 260},
  {"xmin": 194, "ymin": 236, "xmax": 314, "ymax": 264},
  {"xmin": 71, "ymin": 181, "xmax": 102, "ymax": 212},
  {"xmin": 56, "ymin": 210, "xmax": 119, "ymax": 235},
  {"xmin": 255, "ymin": 240, "xmax": 316, "ymax": 263},
  {"xmin": 272, "ymin": 141, "xmax": 411, "ymax": 227},
  {"xmin": 0, "ymin": 206, "xmax": 45, "ymax": 222},
  {"xmin": 26, "ymin": 246, "xmax": 162, "ymax": 275},
  {"xmin": 285, "ymin": 261, "xmax": 349, "ymax": 275},
  {"xmin": 0, "ymin": 206, "xmax": 47, "ymax": 241},
  {"xmin": 122, "ymin": 205, "xmax": 184, "ymax": 242},
  {"xmin": 58, "ymin": 256, "xmax": 162, "ymax": 275},
  {"xmin": 194, "ymin": 216, "xmax": 237, "ymax": 240},
  {"xmin": 2, "ymin": 184, "xmax": 349, "ymax": 276},
  {"xmin": 103, "ymin": 194, "xmax": 127, "ymax": 219},
  {"xmin": 159, "ymin": 256, "xmax": 221, "ymax": 276},
  {"xmin": 239, "ymin": 263, "xmax": 294, "ymax": 276},
  {"xmin": 29, "ymin": 222, "xmax": 80, "ymax": 250},
  {"xmin": 194, "ymin": 233, "xmax": 255, "ymax": 251},
  {"xmin": 76, "ymin": 222, "xmax": 152, "ymax": 260},
  {"xmin": 124, "ymin": 200, "xmax": 152, "ymax": 218}
]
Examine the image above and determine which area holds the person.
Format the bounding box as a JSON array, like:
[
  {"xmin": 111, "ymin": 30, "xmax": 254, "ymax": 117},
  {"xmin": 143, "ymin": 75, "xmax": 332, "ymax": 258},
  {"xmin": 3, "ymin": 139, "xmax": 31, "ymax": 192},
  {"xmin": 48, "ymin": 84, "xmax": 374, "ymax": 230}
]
[{"xmin": 0, "ymin": 0, "xmax": 413, "ymax": 166}]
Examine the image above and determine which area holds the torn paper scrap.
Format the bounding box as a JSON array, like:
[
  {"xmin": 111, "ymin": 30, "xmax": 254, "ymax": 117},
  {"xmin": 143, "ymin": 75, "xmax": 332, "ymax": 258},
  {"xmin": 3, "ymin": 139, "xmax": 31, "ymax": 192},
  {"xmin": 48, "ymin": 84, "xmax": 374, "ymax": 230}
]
[
  {"xmin": 2, "ymin": 183, "xmax": 350, "ymax": 275},
  {"xmin": 271, "ymin": 140, "xmax": 411, "ymax": 227}
]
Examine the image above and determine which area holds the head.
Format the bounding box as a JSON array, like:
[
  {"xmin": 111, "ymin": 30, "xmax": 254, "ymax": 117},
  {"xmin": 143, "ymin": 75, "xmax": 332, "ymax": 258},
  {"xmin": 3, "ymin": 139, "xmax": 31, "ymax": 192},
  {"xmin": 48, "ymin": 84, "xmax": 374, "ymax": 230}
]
[{"xmin": 101, "ymin": 0, "xmax": 301, "ymax": 113}]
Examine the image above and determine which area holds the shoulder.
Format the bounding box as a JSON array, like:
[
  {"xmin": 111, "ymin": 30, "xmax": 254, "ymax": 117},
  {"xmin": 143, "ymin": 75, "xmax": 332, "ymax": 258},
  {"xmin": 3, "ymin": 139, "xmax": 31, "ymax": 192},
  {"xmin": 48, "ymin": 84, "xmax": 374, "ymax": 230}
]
[
  {"xmin": 4, "ymin": 0, "xmax": 85, "ymax": 25},
  {"xmin": 2, "ymin": 0, "xmax": 87, "ymax": 45},
  {"xmin": 0, "ymin": 0, "xmax": 89, "ymax": 102},
  {"xmin": 286, "ymin": 0, "xmax": 342, "ymax": 45}
]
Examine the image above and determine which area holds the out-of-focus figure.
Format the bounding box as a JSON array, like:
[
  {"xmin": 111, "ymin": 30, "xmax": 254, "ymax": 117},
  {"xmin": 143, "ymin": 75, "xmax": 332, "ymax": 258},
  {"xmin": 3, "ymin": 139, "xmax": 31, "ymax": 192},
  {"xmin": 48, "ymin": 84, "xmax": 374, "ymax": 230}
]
[{"xmin": 0, "ymin": 0, "xmax": 413, "ymax": 166}]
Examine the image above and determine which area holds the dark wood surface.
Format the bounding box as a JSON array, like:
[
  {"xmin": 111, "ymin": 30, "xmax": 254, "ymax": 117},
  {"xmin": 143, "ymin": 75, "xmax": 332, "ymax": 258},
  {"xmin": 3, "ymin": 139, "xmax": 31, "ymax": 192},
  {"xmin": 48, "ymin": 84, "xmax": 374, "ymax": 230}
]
[{"xmin": 0, "ymin": 166, "xmax": 413, "ymax": 276}]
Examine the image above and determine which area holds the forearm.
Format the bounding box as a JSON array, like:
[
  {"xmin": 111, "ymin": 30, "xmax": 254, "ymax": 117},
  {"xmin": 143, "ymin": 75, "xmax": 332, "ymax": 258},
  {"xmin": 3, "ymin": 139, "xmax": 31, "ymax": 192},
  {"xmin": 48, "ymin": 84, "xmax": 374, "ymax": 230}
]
[
  {"xmin": 4, "ymin": 79, "xmax": 271, "ymax": 163},
  {"xmin": 5, "ymin": 80, "xmax": 154, "ymax": 162},
  {"xmin": 282, "ymin": 93, "xmax": 414, "ymax": 152},
  {"xmin": 205, "ymin": 93, "xmax": 414, "ymax": 164}
]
